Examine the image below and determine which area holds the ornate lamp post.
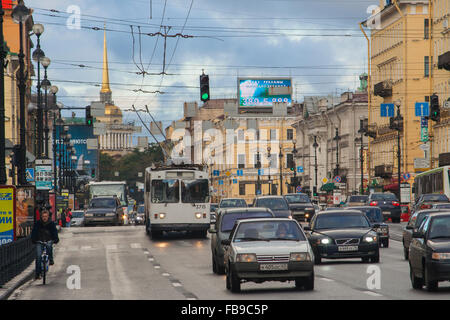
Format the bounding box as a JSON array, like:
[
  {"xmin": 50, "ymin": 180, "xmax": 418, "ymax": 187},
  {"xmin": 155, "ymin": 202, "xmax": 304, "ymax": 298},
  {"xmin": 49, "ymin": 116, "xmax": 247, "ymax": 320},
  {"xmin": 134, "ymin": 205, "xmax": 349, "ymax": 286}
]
[
  {"xmin": 279, "ymin": 145, "xmax": 283, "ymax": 196},
  {"xmin": 313, "ymin": 136, "xmax": 319, "ymax": 197},
  {"xmin": 267, "ymin": 146, "xmax": 271, "ymax": 195},
  {"xmin": 292, "ymin": 140, "xmax": 298, "ymax": 191},
  {"xmin": 31, "ymin": 23, "xmax": 45, "ymax": 156},
  {"xmin": 41, "ymin": 56, "xmax": 51, "ymax": 157}
]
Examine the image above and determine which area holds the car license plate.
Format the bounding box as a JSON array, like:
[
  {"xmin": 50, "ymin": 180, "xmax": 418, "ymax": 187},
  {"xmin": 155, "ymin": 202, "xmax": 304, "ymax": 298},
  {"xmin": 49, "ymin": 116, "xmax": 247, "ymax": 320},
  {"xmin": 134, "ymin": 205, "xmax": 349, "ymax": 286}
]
[
  {"xmin": 382, "ymin": 211, "xmax": 390, "ymax": 215},
  {"xmin": 338, "ymin": 246, "xmax": 358, "ymax": 252},
  {"xmin": 260, "ymin": 263, "xmax": 288, "ymax": 271}
]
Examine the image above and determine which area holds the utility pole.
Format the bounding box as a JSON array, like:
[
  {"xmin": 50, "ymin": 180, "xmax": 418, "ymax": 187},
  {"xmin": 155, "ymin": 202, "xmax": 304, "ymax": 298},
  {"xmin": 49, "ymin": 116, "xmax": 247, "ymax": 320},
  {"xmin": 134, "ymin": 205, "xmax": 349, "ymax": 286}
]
[
  {"xmin": 279, "ymin": 145, "xmax": 283, "ymax": 196},
  {"xmin": 333, "ymin": 127, "xmax": 340, "ymax": 178},
  {"xmin": 357, "ymin": 119, "xmax": 365, "ymax": 195},
  {"xmin": 0, "ymin": 1, "xmax": 7, "ymax": 185},
  {"xmin": 313, "ymin": 136, "xmax": 318, "ymax": 197},
  {"xmin": 390, "ymin": 101, "xmax": 403, "ymax": 201}
]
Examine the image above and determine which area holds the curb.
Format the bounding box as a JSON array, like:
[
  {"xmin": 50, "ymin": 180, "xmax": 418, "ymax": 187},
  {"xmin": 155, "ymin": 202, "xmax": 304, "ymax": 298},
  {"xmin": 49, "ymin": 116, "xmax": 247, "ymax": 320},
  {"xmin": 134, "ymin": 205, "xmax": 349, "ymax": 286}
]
[{"xmin": 0, "ymin": 265, "xmax": 35, "ymax": 300}]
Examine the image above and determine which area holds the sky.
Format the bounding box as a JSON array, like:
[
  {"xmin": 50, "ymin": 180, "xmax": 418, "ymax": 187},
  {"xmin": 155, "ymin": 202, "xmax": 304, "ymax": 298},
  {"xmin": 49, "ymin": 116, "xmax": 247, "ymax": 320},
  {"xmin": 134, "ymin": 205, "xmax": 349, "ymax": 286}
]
[{"xmin": 25, "ymin": 0, "xmax": 377, "ymax": 142}]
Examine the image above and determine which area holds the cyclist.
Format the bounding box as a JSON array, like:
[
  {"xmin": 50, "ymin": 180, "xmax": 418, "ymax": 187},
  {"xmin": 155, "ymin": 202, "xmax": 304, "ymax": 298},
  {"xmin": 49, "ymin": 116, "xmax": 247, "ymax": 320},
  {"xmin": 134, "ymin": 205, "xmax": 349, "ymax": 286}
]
[{"xmin": 31, "ymin": 209, "xmax": 59, "ymax": 280}]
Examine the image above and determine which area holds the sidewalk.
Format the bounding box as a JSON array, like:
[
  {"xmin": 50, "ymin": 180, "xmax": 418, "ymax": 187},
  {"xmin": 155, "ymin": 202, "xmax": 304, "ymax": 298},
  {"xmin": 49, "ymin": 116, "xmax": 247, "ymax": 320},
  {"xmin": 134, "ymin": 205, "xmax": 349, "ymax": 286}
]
[{"xmin": 0, "ymin": 225, "xmax": 64, "ymax": 300}]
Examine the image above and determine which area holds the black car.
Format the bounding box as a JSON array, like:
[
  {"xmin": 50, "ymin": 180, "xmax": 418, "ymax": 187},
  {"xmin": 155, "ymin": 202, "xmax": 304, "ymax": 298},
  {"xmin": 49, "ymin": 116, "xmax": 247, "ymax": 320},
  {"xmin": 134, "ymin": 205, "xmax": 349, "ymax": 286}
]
[
  {"xmin": 252, "ymin": 196, "xmax": 291, "ymax": 218},
  {"xmin": 284, "ymin": 193, "xmax": 315, "ymax": 222},
  {"xmin": 409, "ymin": 213, "xmax": 450, "ymax": 291},
  {"xmin": 367, "ymin": 192, "xmax": 401, "ymax": 223},
  {"xmin": 208, "ymin": 208, "xmax": 275, "ymax": 275},
  {"xmin": 219, "ymin": 198, "xmax": 248, "ymax": 208},
  {"xmin": 402, "ymin": 209, "xmax": 449, "ymax": 260},
  {"xmin": 347, "ymin": 206, "xmax": 390, "ymax": 248},
  {"xmin": 413, "ymin": 194, "xmax": 450, "ymax": 213},
  {"xmin": 304, "ymin": 210, "xmax": 380, "ymax": 264}
]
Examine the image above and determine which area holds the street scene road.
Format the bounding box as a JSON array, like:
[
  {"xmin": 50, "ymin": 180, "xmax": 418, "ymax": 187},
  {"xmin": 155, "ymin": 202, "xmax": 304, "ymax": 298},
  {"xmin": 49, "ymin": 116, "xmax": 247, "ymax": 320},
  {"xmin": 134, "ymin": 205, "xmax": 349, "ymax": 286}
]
[{"xmin": 9, "ymin": 223, "xmax": 450, "ymax": 300}]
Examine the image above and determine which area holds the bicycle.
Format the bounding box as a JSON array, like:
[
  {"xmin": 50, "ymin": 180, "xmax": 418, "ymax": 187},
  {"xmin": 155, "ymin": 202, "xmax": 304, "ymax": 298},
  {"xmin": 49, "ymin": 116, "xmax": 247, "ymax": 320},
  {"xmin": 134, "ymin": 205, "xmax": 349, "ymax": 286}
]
[{"xmin": 36, "ymin": 241, "xmax": 52, "ymax": 285}]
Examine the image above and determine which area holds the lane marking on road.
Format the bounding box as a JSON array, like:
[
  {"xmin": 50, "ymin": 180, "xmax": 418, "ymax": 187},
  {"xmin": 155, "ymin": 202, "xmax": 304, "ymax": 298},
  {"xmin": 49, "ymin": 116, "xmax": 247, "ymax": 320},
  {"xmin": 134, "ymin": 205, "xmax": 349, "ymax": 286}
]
[
  {"xmin": 106, "ymin": 244, "xmax": 118, "ymax": 250},
  {"xmin": 130, "ymin": 243, "xmax": 142, "ymax": 249},
  {"xmin": 363, "ymin": 291, "xmax": 383, "ymax": 297},
  {"xmin": 154, "ymin": 265, "xmax": 161, "ymax": 269},
  {"xmin": 172, "ymin": 282, "xmax": 182, "ymax": 287},
  {"xmin": 162, "ymin": 273, "xmax": 170, "ymax": 277},
  {"xmin": 319, "ymin": 277, "xmax": 335, "ymax": 282},
  {"xmin": 81, "ymin": 246, "xmax": 92, "ymax": 250}
]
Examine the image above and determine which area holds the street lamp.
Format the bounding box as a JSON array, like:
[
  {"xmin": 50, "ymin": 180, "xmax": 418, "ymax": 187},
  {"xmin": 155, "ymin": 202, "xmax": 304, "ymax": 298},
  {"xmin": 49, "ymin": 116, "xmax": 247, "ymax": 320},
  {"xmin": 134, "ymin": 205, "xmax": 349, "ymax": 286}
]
[
  {"xmin": 292, "ymin": 140, "xmax": 298, "ymax": 191},
  {"xmin": 32, "ymin": 23, "xmax": 45, "ymax": 157},
  {"xmin": 357, "ymin": 118, "xmax": 366, "ymax": 195},
  {"xmin": 391, "ymin": 100, "xmax": 403, "ymax": 202},
  {"xmin": 41, "ymin": 56, "xmax": 51, "ymax": 157},
  {"xmin": 313, "ymin": 136, "xmax": 319, "ymax": 197},
  {"xmin": 279, "ymin": 145, "xmax": 283, "ymax": 196},
  {"xmin": 12, "ymin": 0, "xmax": 31, "ymax": 185},
  {"xmin": 256, "ymin": 149, "xmax": 261, "ymax": 196},
  {"xmin": 50, "ymin": 85, "xmax": 59, "ymax": 192},
  {"xmin": 333, "ymin": 127, "xmax": 341, "ymax": 178},
  {"xmin": 267, "ymin": 146, "xmax": 271, "ymax": 195}
]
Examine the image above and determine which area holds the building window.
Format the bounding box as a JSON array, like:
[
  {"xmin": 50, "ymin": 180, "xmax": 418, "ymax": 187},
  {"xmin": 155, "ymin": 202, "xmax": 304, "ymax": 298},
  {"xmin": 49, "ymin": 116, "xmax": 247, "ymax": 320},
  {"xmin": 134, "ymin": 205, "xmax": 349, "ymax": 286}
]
[
  {"xmin": 287, "ymin": 129, "xmax": 293, "ymax": 140},
  {"xmin": 238, "ymin": 154, "xmax": 245, "ymax": 169},
  {"xmin": 239, "ymin": 183, "xmax": 245, "ymax": 195},
  {"xmin": 424, "ymin": 19, "xmax": 429, "ymax": 39},
  {"xmin": 270, "ymin": 129, "xmax": 277, "ymax": 141},
  {"xmin": 269, "ymin": 154, "xmax": 277, "ymax": 168},
  {"xmin": 424, "ymin": 56, "xmax": 430, "ymax": 77},
  {"xmin": 238, "ymin": 129, "xmax": 245, "ymax": 141}
]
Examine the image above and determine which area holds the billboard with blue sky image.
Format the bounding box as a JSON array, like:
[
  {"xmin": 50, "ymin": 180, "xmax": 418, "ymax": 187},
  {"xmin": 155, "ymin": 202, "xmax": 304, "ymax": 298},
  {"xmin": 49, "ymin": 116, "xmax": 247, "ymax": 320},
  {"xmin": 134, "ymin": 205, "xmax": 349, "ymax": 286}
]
[{"xmin": 238, "ymin": 78, "xmax": 292, "ymax": 108}]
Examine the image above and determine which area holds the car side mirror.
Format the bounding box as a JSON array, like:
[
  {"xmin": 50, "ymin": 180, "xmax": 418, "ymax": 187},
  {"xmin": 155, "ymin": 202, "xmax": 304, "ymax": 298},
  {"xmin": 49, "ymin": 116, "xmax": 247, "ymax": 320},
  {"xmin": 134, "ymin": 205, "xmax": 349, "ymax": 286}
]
[
  {"xmin": 221, "ymin": 239, "xmax": 231, "ymax": 246},
  {"xmin": 412, "ymin": 231, "xmax": 424, "ymax": 238},
  {"xmin": 208, "ymin": 228, "xmax": 217, "ymax": 234}
]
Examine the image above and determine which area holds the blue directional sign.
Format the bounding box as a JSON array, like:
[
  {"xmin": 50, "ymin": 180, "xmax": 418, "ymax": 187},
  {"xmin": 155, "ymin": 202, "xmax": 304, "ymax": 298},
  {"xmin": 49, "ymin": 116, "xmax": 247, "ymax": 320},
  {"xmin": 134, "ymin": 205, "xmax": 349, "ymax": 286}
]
[
  {"xmin": 218, "ymin": 180, "xmax": 224, "ymax": 185},
  {"xmin": 26, "ymin": 168, "xmax": 35, "ymax": 182},
  {"xmin": 380, "ymin": 103, "xmax": 395, "ymax": 117},
  {"xmin": 213, "ymin": 170, "xmax": 220, "ymax": 176},
  {"xmin": 415, "ymin": 102, "xmax": 429, "ymax": 117},
  {"xmin": 236, "ymin": 169, "xmax": 244, "ymax": 176},
  {"xmin": 232, "ymin": 179, "xmax": 237, "ymax": 184},
  {"xmin": 297, "ymin": 166, "xmax": 304, "ymax": 173},
  {"xmin": 258, "ymin": 169, "xmax": 264, "ymax": 176}
]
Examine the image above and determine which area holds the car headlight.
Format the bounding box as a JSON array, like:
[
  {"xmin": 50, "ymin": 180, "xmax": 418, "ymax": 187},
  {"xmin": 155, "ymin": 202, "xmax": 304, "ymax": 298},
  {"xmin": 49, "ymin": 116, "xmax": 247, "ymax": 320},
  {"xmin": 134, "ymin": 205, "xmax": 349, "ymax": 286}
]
[
  {"xmin": 317, "ymin": 238, "xmax": 331, "ymax": 245},
  {"xmin": 290, "ymin": 252, "xmax": 312, "ymax": 262},
  {"xmin": 195, "ymin": 212, "xmax": 202, "ymax": 219},
  {"xmin": 236, "ymin": 254, "xmax": 257, "ymax": 263},
  {"xmin": 85, "ymin": 213, "xmax": 93, "ymax": 217},
  {"xmin": 364, "ymin": 236, "xmax": 377, "ymax": 243},
  {"xmin": 159, "ymin": 213, "xmax": 166, "ymax": 219},
  {"xmin": 432, "ymin": 252, "xmax": 450, "ymax": 260},
  {"xmin": 106, "ymin": 213, "xmax": 116, "ymax": 217}
]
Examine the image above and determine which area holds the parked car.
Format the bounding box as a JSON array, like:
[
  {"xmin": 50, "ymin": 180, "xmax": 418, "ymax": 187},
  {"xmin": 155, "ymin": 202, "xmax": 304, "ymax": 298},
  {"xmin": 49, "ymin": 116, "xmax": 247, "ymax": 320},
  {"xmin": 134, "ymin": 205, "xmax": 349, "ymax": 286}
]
[
  {"xmin": 252, "ymin": 196, "xmax": 291, "ymax": 218},
  {"xmin": 284, "ymin": 193, "xmax": 315, "ymax": 222},
  {"xmin": 209, "ymin": 208, "xmax": 275, "ymax": 275},
  {"xmin": 409, "ymin": 212, "xmax": 450, "ymax": 291},
  {"xmin": 210, "ymin": 203, "xmax": 219, "ymax": 224},
  {"xmin": 222, "ymin": 218, "xmax": 314, "ymax": 292},
  {"xmin": 413, "ymin": 194, "xmax": 450, "ymax": 213},
  {"xmin": 304, "ymin": 210, "xmax": 380, "ymax": 264},
  {"xmin": 348, "ymin": 206, "xmax": 389, "ymax": 248},
  {"xmin": 344, "ymin": 195, "xmax": 369, "ymax": 207},
  {"xmin": 84, "ymin": 196, "xmax": 124, "ymax": 226},
  {"xmin": 366, "ymin": 192, "xmax": 401, "ymax": 223},
  {"xmin": 402, "ymin": 209, "xmax": 448, "ymax": 260},
  {"xmin": 219, "ymin": 198, "xmax": 248, "ymax": 208},
  {"xmin": 70, "ymin": 210, "xmax": 85, "ymax": 227}
]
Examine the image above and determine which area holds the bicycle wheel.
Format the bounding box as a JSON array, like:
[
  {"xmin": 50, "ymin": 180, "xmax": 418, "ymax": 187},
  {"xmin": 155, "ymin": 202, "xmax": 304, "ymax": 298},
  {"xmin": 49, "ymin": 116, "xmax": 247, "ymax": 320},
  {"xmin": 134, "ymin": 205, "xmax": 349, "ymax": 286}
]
[{"xmin": 42, "ymin": 257, "xmax": 47, "ymax": 285}]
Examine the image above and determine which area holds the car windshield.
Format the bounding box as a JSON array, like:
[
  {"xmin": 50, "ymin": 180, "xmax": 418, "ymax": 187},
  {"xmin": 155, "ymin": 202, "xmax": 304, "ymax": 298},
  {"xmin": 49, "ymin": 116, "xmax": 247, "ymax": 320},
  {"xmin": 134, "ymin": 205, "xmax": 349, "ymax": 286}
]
[
  {"xmin": 221, "ymin": 212, "xmax": 273, "ymax": 232},
  {"xmin": 181, "ymin": 179, "xmax": 209, "ymax": 203},
  {"xmin": 89, "ymin": 198, "xmax": 116, "ymax": 208},
  {"xmin": 72, "ymin": 211, "xmax": 84, "ymax": 218},
  {"xmin": 354, "ymin": 208, "xmax": 383, "ymax": 223},
  {"xmin": 314, "ymin": 214, "xmax": 370, "ymax": 230},
  {"xmin": 429, "ymin": 216, "xmax": 450, "ymax": 239},
  {"xmin": 151, "ymin": 179, "xmax": 179, "ymax": 203},
  {"xmin": 285, "ymin": 194, "xmax": 310, "ymax": 204},
  {"xmin": 256, "ymin": 198, "xmax": 288, "ymax": 210},
  {"xmin": 233, "ymin": 221, "xmax": 306, "ymax": 242},
  {"xmin": 220, "ymin": 199, "xmax": 247, "ymax": 208},
  {"xmin": 348, "ymin": 196, "xmax": 368, "ymax": 203},
  {"xmin": 423, "ymin": 194, "xmax": 449, "ymax": 202},
  {"xmin": 371, "ymin": 193, "xmax": 398, "ymax": 201}
]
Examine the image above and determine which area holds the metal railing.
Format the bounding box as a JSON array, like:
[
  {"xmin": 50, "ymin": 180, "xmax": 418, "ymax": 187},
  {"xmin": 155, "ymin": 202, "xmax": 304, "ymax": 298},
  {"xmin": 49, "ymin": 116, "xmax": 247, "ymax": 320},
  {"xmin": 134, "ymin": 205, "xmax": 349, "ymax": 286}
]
[{"xmin": 0, "ymin": 236, "xmax": 35, "ymax": 287}]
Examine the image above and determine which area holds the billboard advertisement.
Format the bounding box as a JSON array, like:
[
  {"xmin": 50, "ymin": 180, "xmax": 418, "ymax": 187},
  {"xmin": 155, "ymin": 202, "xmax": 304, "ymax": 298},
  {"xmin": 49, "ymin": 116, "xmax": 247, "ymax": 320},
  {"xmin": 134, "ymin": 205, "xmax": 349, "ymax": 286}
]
[
  {"xmin": 56, "ymin": 124, "xmax": 99, "ymax": 180},
  {"xmin": 16, "ymin": 186, "xmax": 36, "ymax": 238},
  {"xmin": 238, "ymin": 78, "xmax": 292, "ymax": 107},
  {"xmin": 0, "ymin": 186, "xmax": 16, "ymax": 245}
]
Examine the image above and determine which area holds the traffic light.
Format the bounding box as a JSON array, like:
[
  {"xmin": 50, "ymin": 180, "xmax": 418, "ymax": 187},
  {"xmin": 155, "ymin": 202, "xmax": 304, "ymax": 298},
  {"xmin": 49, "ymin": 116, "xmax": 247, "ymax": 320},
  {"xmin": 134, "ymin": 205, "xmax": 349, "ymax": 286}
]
[
  {"xmin": 86, "ymin": 105, "xmax": 93, "ymax": 125},
  {"xmin": 200, "ymin": 74, "xmax": 210, "ymax": 102},
  {"xmin": 313, "ymin": 186, "xmax": 318, "ymax": 197},
  {"xmin": 430, "ymin": 94, "xmax": 440, "ymax": 122},
  {"xmin": 12, "ymin": 145, "xmax": 21, "ymax": 166},
  {"xmin": 91, "ymin": 169, "xmax": 95, "ymax": 178}
]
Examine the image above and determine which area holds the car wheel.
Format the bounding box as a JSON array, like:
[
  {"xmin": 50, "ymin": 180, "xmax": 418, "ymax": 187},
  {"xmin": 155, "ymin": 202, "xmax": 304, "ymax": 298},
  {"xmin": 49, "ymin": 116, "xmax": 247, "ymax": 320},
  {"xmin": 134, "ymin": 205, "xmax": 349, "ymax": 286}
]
[
  {"xmin": 229, "ymin": 267, "xmax": 241, "ymax": 293},
  {"xmin": 217, "ymin": 258, "xmax": 226, "ymax": 275},
  {"xmin": 403, "ymin": 246, "xmax": 409, "ymax": 260},
  {"xmin": 410, "ymin": 265, "xmax": 423, "ymax": 290},
  {"xmin": 226, "ymin": 267, "xmax": 231, "ymax": 290},
  {"xmin": 304, "ymin": 272, "xmax": 314, "ymax": 291},
  {"xmin": 370, "ymin": 253, "xmax": 380, "ymax": 263},
  {"xmin": 424, "ymin": 265, "xmax": 438, "ymax": 292},
  {"xmin": 212, "ymin": 255, "xmax": 218, "ymax": 274},
  {"xmin": 294, "ymin": 278, "xmax": 303, "ymax": 289}
]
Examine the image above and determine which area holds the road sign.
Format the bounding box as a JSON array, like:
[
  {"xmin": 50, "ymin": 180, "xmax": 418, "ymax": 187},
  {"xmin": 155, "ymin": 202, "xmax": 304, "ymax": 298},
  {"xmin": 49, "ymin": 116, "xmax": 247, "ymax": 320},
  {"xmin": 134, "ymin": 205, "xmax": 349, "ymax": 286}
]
[
  {"xmin": 35, "ymin": 164, "xmax": 52, "ymax": 190},
  {"xmin": 322, "ymin": 177, "xmax": 328, "ymax": 184},
  {"xmin": 402, "ymin": 173, "xmax": 411, "ymax": 181},
  {"xmin": 232, "ymin": 179, "xmax": 237, "ymax": 184},
  {"xmin": 421, "ymin": 116, "xmax": 428, "ymax": 128},
  {"xmin": 420, "ymin": 127, "xmax": 429, "ymax": 142},
  {"xmin": 258, "ymin": 169, "xmax": 264, "ymax": 176},
  {"xmin": 419, "ymin": 144, "xmax": 430, "ymax": 151},
  {"xmin": 444, "ymin": 100, "xmax": 450, "ymax": 109},
  {"xmin": 26, "ymin": 168, "xmax": 35, "ymax": 182},
  {"xmin": 380, "ymin": 103, "xmax": 394, "ymax": 117},
  {"xmin": 236, "ymin": 169, "xmax": 243, "ymax": 176},
  {"xmin": 415, "ymin": 102, "xmax": 429, "ymax": 117},
  {"xmin": 225, "ymin": 171, "xmax": 231, "ymax": 177},
  {"xmin": 333, "ymin": 176, "xmax": 341, "ymax": 183},
  {"xmin": 297, "ymin": 166, "xmax": 304, "ymax": 173},
  {"xmin": 296, "ymin": 186, "xmax": 302, "ymax": 193},
  {"xmin": 213, "ymin": 170, "xmax": 220, "ymax": 176},
  {"xmin": 218, "ymin": 180, "xmax": 224, "ymax": 185}
]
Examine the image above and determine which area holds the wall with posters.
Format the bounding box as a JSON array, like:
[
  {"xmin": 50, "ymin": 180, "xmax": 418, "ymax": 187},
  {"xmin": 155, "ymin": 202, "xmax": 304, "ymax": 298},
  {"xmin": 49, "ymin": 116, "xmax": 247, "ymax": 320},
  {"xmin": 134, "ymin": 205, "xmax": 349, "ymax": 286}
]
[
  {"xmin": 15, "ymin": 186, "xmax": 35, "ymax": 238},
  {"xmin": 0, "ymin": 186, "xmax": 16, "ymax": 245}
]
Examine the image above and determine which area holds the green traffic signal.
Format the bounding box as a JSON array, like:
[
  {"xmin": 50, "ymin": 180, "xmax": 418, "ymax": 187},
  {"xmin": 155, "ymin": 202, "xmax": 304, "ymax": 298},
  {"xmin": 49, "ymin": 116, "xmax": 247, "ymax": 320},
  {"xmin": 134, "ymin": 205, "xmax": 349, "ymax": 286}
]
[{"xmin": 202, "ymin": 92, "xmax": 209, "ymax": 100}]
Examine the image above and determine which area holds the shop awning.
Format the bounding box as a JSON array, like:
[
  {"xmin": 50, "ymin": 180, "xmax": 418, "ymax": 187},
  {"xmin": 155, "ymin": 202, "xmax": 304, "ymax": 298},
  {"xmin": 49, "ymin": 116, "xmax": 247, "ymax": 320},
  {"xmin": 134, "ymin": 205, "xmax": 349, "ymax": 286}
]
[{"xmin": 383, "ymin": 183, "xmax": 399, "ymax": 191}]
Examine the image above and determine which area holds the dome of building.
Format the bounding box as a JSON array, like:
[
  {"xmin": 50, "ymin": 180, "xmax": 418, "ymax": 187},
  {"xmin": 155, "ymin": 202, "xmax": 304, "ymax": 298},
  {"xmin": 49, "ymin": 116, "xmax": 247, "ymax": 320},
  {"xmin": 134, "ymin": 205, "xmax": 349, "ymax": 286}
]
[{"xmin": 105, "ymin": 103, "xmax": 122, "ymax": 117}]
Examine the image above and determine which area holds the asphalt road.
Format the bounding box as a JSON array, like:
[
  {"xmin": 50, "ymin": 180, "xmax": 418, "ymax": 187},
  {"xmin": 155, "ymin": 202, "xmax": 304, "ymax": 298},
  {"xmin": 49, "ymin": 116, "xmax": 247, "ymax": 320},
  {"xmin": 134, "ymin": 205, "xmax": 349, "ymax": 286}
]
[{"xmin": 9, "ymin": 223, "xmax": 450, "ymax": 300}]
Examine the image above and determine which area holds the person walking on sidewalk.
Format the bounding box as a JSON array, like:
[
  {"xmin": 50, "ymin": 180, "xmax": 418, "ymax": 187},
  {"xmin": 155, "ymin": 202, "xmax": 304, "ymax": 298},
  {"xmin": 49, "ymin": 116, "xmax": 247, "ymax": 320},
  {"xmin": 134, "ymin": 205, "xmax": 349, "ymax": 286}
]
[
  {"xmin": 31, "ymin": 210, "xmax": 59, "ymax": 280},
  {"xmin": 65, "ymin": 208, "xmax": 73, "ymax": 228}
]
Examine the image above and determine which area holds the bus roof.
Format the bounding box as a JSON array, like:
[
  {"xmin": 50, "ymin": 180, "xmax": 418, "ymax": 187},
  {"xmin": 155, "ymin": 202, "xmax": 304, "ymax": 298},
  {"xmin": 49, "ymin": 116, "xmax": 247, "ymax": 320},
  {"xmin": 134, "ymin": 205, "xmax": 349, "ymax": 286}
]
[
  {"xmin": 89, "ymin": 181, "xmax": 126, "ymax": 185},
  {"xmin": 415, "ymin": 166, "xmax": 450, "ymax": 178}
]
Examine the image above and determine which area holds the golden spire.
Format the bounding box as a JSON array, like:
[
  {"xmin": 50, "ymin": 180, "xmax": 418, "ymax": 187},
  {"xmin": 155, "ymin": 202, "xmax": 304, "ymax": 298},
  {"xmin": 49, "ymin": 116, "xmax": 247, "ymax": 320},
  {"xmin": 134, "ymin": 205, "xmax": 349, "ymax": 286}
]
[{"xmin": 101, "ymin": 25, "xmax": 111, "ymax": 93}]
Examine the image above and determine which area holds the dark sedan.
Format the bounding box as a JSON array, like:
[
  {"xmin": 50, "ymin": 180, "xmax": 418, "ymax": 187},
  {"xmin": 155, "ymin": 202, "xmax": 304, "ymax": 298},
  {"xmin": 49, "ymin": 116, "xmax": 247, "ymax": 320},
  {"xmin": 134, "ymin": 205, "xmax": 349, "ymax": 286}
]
[
  {"xmin": 409, "ymin": 213, "xmax": 450, "ymax": 291},
  {"xmin": 252, "ymin": 196, "xmax": 291, "ymax": 218},
  {"xmin": 304, "ymin": 210, "xmax": 380, "ymax": 264},
  {"xmin": 347, "ymin": 206, "xmax": 389, "ymax": 248},
  {"xmin": 284, "ymin": 193, "xmax": 315, "ymax": 222},
  {"xmin": 413, "ymin": 194, "xmax": 449, "ymax": 213},
  {"xmin": 367, "ymin": 192, "xmax": 401, "ymax": 223},
  {"xmin": 402, "ymin": 209, "xmax": 449, "ymax": 260}
]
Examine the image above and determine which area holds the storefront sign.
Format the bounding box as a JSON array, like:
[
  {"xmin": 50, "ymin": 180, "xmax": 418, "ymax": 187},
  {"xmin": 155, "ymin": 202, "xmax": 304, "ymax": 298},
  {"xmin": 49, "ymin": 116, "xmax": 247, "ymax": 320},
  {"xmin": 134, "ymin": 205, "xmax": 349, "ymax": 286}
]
[{"xmin": 0, "ymin": 186, "xmax": 16, "ymax": 245}]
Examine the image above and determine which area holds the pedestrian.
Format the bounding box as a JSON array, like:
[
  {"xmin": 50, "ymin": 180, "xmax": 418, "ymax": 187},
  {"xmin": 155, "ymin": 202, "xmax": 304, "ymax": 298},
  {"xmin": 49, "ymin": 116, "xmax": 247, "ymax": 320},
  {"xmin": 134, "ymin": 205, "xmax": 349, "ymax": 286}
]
[
  {"xmin": 66, "ymin": 208, "xmax": 72, "ymax": 228},
  {"xmin": 61, "ymin": 209, "xmax": 66, "ymax": 228},
  {"xmin": 30, "ymin": 209, "xmax": 59, "ymax": 280}
]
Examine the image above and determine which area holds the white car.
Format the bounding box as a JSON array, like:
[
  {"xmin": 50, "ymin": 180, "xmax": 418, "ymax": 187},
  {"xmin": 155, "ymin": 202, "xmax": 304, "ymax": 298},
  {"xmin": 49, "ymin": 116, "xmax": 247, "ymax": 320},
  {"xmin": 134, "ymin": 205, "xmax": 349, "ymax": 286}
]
[{"xmin": 222, "ymin": 218, "xmax": 315, "ymax": 293}]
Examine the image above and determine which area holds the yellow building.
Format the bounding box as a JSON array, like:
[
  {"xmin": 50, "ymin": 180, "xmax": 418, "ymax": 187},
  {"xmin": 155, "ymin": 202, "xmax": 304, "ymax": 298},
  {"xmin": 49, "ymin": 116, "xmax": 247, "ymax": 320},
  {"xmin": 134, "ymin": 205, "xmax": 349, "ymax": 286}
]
[
  {"xmin": 363, "ymin": 0, "xmax": 434, "ymax": 194},
  {"xmin": 430, "ymin": 0, "xmax": 450, "ymax": 165}
]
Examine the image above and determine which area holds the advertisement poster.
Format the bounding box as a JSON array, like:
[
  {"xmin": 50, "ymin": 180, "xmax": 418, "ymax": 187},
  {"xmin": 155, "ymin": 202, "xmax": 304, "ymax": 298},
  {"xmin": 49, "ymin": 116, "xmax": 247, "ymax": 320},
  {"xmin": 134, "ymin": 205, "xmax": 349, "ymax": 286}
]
[
  {"xmin": 55, "ymin": 124, "xmax": 99, "ymax": 180},
  {"xmin": 49, "ymin": 193, "xmax": 56, "ymax": 222},
  {"xmin": 0, "ymin": 186, "xmax": 16, "ymax": 245},
  {"xmin": 238, "ymin": 78, "xmax": 292, "ymax": 107},
  {"xmin": 15, "ymin": 186, "xmax": 35, "ymax": 238}
]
